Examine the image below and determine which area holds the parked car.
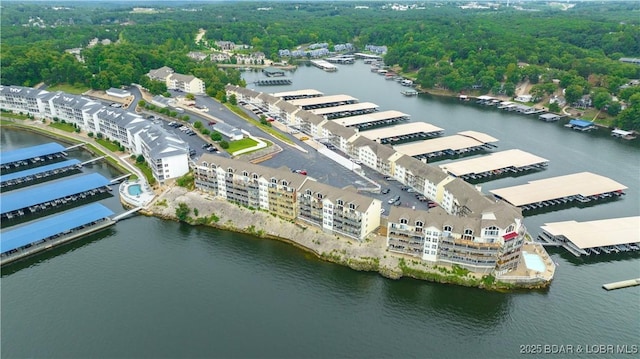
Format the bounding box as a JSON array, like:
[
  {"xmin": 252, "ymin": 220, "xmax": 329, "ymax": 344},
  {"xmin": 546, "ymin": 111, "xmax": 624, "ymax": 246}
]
[
  {"xmin": 208, "ymin": 121, "xmax": 216, "ymax": 126},
  {"xmin": 394, "ymin": 200, "xmax": 402, "ymax": 206},
  {"xmin": 381, "ymin": 188, "xmax": 390, "ymax": 194},
  {"xmin": 380, "ymin": 208, "xmax": 386, "ymax": 214},
  {"xmin": 385, "ymin": 176, "xmax": 396, "ymax": 181},
  {"xmin": 293, "ymin": 169, "xmax": 307, "ymax": 175},
  {"xmin": 300, "ymin": 136, "xmax": 310, "ymax": 141}
]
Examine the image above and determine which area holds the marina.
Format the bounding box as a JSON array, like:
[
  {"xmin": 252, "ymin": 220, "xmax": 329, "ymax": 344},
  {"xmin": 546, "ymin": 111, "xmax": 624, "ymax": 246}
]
[
  {"xmin": 334, "ymin": 110, "xmax": 410, "ymax": 130},
  {"xmin": 325, "ymin": 55, "xmax": 355, "ymax": 64},
  {"xmin": 490, "ymin": 172, "xmax": 627, "ymax": 211},
  {"xmin": 309, "ymin": 102, "xmax": 379, "ymax": 119},
  {"xmin": 439, "ymin": 149, "xmax": 548, "ymax": 181},
  {"xmin": 271, "ymin": 89, "xmax": 324, "ymax": 101},
  {"xmin": 310, "ymin": 59, "xmax": 338, "ymax": 72},
  {"xmin": 359, "ymin": 122, "xmax": 444, "ymax": 145},
  {"xmin": 0, "ymin": 159, "xmax": 82, "ymax": 190},
  {"xmin": 288, "ymin": 94, "xmax": 357, "ymax": 110},
  {"xmin": 538, "ymin": 216, "xmax": 640, "ymax": 257},
  {"xmin": 393, "ymin": 131, "xmax": 499, "ymax": 161}
]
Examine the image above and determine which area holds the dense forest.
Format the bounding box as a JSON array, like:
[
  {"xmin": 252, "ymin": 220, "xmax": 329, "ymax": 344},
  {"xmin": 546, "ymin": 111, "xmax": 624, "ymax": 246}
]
[{"xmin": 1, "ymin": 1, "xmax": 639, "ymax": 129}]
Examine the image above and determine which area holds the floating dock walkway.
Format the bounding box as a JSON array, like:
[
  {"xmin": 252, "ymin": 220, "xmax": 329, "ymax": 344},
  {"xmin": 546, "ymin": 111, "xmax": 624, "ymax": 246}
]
[
  {"xmin": 360, "ymin": 122, "xmax": 444, "ymax": 145},
  {"xmin": 538, "ymin": 216, "xmax": 640, "ymax": 257},
  {"xmin": 603, "ymin": 278, "xmax": 640, "ymax": 291},
  {"xmin": 394, "ymin": 130, "xmax": 498, "ymax": 161},
  {"xmin": 490, "ymin": 172, "xmax": 627, "ymax": 212},
  {"xmin": 439, "ymin": 149, "xmax": 548, "ymax": 181}
]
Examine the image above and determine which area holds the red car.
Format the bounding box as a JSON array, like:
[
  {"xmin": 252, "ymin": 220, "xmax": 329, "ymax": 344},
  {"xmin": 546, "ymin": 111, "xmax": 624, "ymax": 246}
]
[{"xmin": 293, "ymin": 169, "xmax": 307, "ymax": 175}]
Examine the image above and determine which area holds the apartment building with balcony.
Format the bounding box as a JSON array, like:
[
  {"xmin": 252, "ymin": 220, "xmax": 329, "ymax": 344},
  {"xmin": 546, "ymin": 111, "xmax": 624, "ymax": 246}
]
[
  {"xmin": 166, "ymin": 73, "xmax": 206, "ymax": 95},
  {"xmin": 194, "ymin": 154, "xmax": 307, "ymax": 221}
]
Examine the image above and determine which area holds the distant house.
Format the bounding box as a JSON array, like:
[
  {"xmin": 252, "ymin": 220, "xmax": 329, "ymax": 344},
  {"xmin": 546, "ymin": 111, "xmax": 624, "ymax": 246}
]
[
  {"xmin": 515, "ymin": 94, "xmax": 532, "ymax": 103},
  {"xmin": 166, "ymin": 73, "xmax": 206, "ymax": 95},
  {"xmin": 187, "ymin": 51, "xmax": 208, "ymax": 61},
  {"xmin": 210, "ymin": 52, "xmax": 230, "ymax": 62},
  {"xmin": 619, "ymin": 57, "xmax": 640, "ymax": 65},
  {"xmin": 147, "ymin": 66, "xmax": 175, "ymax": 82},
  {"xmin": 215, "ymin": 41, "xmax": 235, "ymax": 51}
]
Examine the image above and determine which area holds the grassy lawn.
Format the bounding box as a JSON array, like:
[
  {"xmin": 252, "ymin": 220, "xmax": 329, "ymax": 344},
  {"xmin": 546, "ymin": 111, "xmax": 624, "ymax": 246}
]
[
  {"xmin": 228, "ymin": 137, "xmax": 259, "ymax": 153},
  {"xmin": 49, "ymin": 122, "xmax": 77, "ymax": 132},
  {"xmin": 47, "ymin": 83, "xmax": 90, "ymax": 95},
  {"xmin": 227, "ymin": 104, "xmax": 294, "ymax": 144},
  {"xmin": 96, "ymin": 138, "xmax": 121, "ymax": 152},
  {"xmin": 0, "ymin": 112, "xmax": 30, "ymax": 121},
  {"xmin": 135, "ymin": 162, "xmax": 157, "ymax": 186}
]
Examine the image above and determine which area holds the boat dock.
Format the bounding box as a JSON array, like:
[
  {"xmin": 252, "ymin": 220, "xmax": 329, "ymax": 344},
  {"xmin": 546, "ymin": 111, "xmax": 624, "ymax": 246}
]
[
  {"xmin": 539, "ymin": 113, "xmax": 562, "ymax": 122},
  {"xmin": 565, "ymin": 118, "xmax": 596, "ymax": 131},
  {"xmin": 538, "ymin": 216, "xmax": 640, "ymax": 257},
  {"xmin": 325, "ymin": 55, "xmax": 355, "ymax": 64},
  {"xmin": 439, "ymin": 149, "xmax": 548, "ymax": 181},
  {"xmin": 271, "ymin": 89, "xmax": 324, "ymax": 101},
  {"xmin": 611, "ymin": 128, "xmax": 637, "ymax": 140},
  {"xmin": 0, "ymin": 203, "xmax": 115, "ymax": 266},
  {"xmin": 254, "ymin": 78, "xmax": 292, "ymax": 86},
  {"xmin": 334, "ymin": 110, "xmax": 410, "ymax": 130},
  {"xmin": 474, "ymin": 96, "xmax": 546, "ymax": 115},
  {"xmin": 394, "ymin": 130, "xmax": 499, "ymax": 161},
  {"xmin": 0, "ymin": 142, "xmax": 68, "ymax": 174},
  {"xmin": 603, "ymin": 278, "xmax": 640, "ymax": 291},
  {"xmin": 288, "ymin": 94, "xmax": 358, "ymax": 110},
  {"xmin": 490, "ymin": 172, "xmax": 627, "ymax": 211},
  {"xmin": 309, "ymin": 102, "xmax": 379, "ymax": 120},
  {"xmin": 310, "ymin": 59, "xmax": 338, "ymax": 72},
  {"xmin": 360, "ymin": 122, "xmax": 444, "ymax": 145},
  {"xmin": 0, "ymin": 159, "xmax": 82, "ymax": 191},
  {"xmin": 401, "ymin": 89, "xmax": 419, "ymax": 96}
]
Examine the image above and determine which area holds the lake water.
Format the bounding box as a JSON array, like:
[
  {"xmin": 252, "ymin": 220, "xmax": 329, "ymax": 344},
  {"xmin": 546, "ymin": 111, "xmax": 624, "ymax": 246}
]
[{"xmin": 1, "ymin": 62, "xmax": 638, "ymax": 358}]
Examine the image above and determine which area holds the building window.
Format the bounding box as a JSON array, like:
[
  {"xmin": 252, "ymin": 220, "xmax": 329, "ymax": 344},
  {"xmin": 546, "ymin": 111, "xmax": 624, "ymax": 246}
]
[
  {"xmin": 242, "ymin": 171, "xmax": 249, "ymax": 177},
  {"xmin": 227, "ymin": 168, "xmax": 234, "ymax": 173},
  {"xmin": 443, "ymin": 225, "xmax": 452, "ymax": 233},
  {"xmin": 416, "ymin": 221, "xmax": 423, "ymax": 227},
  {"xmin": 485, "ymin": 226, "xmax": 499, "ymax": 236},
  {"xmin": 337, "ymin": 199, "xmax": 343, "ymax": 206},
  {"xmin": 400, "ymin": 218, "xmax": 408, "ymax": 225}
]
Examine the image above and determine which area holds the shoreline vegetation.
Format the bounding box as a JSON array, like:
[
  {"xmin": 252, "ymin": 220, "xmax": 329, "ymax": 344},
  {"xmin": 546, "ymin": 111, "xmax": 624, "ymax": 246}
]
[{"xmin": 1, "ymin": 118, "xmax": 549, "ymax": 291}]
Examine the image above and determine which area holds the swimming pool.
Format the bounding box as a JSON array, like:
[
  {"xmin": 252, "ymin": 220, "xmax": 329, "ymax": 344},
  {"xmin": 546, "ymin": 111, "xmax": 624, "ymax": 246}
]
[
  {"xmin": 127, "ymin": 184, "xmax": 142, "ymax": 196},
  {"xmin": 522, "ymin": 251, "xmax": 546, "ymax": 273}
]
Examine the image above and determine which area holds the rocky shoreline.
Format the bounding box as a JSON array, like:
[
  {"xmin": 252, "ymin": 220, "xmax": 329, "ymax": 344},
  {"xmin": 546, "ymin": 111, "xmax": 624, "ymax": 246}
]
[{"xmin": 144, "ymin": 186, "xmax": 550, "ymax": 292}]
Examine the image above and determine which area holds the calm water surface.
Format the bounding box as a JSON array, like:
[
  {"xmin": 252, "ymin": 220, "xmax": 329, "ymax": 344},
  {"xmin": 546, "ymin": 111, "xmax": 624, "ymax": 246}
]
[{"xmin": 1, "ymin": 62, "xmax": 638, "ymax": 358}]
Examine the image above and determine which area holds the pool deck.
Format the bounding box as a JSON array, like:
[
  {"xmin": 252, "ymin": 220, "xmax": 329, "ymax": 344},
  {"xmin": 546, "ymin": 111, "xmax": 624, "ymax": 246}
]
[
  {"xmin": 495, "ymin": 242, "xmax": 556, "ymax": 286},
  {"xmin": 119, "ymin": 179, "xmax": 155, "ymax": 207}
]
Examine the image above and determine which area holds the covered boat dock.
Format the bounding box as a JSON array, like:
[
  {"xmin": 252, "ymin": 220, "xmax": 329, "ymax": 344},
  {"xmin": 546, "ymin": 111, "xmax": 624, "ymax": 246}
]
[
  {"xmin": 538, "ymin": 216, "xmax": 640, "ymax": 256},
  {"xmin": 0, "ymin": 159, "xmax": 82, "ymax": 191},
  {"xmin": 254, "ymin": 78, "xmax": 292, "ymax": 86},
  {"xmin": 310, "ymin": 59, "xmax": 337, "ymax": 72},
  {"xmin": 0, "ymin": 172, "xmax": 112, "ymax": 221},
  {"xmin": 0, "ymin": 203, "xmax": 115, "ymax": 265},
  {"xmin": 394, "ymin": 131, "xmax": 498, "ymax": 161},
  {"xmin": 0, "ymin": 142, "xmax": 68, "ymax": 174},
  {"xmin": 334, "ymin": 110, "xmax": 410, "ymax": 130},
  {"xmin": 271, "ymin": 89, "xmax": 324, "ymax": 101},
  {"xmin": 565, "ymin": 118, "xmax": 596, "ymax": 131},
  {"xmin": 309, "ymin": 102, "xmax": 379, "ymax": 119},
  {"xmin": 360, "ymin": 122, "xmax": 444, "ymax": 145},
  {"xmin": 288, "ymin": 94, "xmax": 358, "ymax": 110},
  {"xmin": 439, "ymin": 149, "xmax": 548, "ymax": 180},
  {"xmin": 490, "ymin": 172, "xmax": 627, "ymax": 211},
  {"xmin": 539, "ymin": 113, "xmax": 562, "ymax": 122}
]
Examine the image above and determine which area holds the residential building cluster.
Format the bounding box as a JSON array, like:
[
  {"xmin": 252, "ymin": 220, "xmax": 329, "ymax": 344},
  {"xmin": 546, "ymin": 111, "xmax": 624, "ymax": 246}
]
[
  {"xmin": 146, "ymin": 66, "xmax": 206, "ymax": 94},
  {"xmin": 365, "ymin": 45, "xmax": 388, "ymax": 55},
  {"xmin": 0, "ymin": 85, "xmax": 189, "ymax": 183},
  {"xmin": 278, "ymin": 43, "xmax": 354, "ymax": 59},
  {"xmin": 194, "ymin": 155, "xmax": 382, "ymax": 241},
  {"xmin": 226, "ymin": 84, "xmax": 527, "ymax": 275}
]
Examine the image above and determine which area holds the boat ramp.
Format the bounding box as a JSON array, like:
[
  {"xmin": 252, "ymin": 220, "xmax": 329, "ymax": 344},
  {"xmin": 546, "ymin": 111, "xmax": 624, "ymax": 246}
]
[
  {"xmin": 490, "ymin": 172, "xmax": 627, "ymax": 211},
  {"xmin": 288, "ymin": 94, "xmax": 358, "ymax": 110},
  {"xmin": 334, "ymin": 110, "xmax": 410, "ymax": 130},
  {"xmin": 310, "ymin": 59, "xmax": 337, "ymax": 72},
  {"xmin": 271, "ymin": 89, "xmax": 324, "ymax": 101},
  {"xmin": 439, "ymin": 149, "xmax": 548, "ymax": 181},
  {"xmin": 538, "ymin": 216, "xmax": 640, "ymax": 257},
  {"xmin": 309, "ymin": 102, "xmax": 379, "ymax": 120},
  {"xmin": 394, "ymin": 130, "xmax": 498, "ymax": 161},
  {"xmin": 360, "ymin": 122, "xmax": 444, "ymax": 145}
]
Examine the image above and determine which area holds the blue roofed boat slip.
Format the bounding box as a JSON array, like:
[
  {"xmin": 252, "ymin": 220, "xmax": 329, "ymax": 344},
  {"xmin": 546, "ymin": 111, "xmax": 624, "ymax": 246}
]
[
  {"xmin": 0, "ymin": 142, "xmax": 66, "ymax": 166},
  {"xmin": 0, "ymin": 159, "xmax": 81, "ymax": 189},
  {"xmin": 0, "ymin": 173, "xmax": 111, "ymax": 218},
  {"xmin": 0, "ymin": 203, "xmax": 114, "ymax": 255}
]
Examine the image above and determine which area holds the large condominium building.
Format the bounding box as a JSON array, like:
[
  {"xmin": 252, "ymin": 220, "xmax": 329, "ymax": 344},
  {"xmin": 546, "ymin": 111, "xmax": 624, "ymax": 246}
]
[
  {"xmin": 224, "ymin": 84, "xmax": 529, "ymax": 275},
  {"xmin": 194, "ymin": 154, "xmax": 382, "ymax": 240},
  {"xmin": 0, "ymin": 85, "xmax": 189, "ymax": 184},
  {"xmin": 146, "ymin": 67, "xmax": 206, "ymax": 95}
]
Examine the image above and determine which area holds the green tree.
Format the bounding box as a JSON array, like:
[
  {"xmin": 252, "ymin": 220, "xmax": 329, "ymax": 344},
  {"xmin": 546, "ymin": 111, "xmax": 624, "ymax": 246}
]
[
  {"xmin": 175, "ymin": 202, "xmax": 191, "ymax": 222},
  {"xmin": 136, "ymin": 155, "xmax": 145, "ymax": 164},
  {"xmin": 565, "ymin": 85, "xmax": 583, "ymax": 105},
  {"xmin": 229, "ymin": 94, "xmax": 237, "ymax": 106},
  {"xmin": 193, "ymin": 121, "xmax": 203, "ymax": 129},
  {"xmin": 219, "ymin": 140, "xmax": 229, "ymax": 149},
  {"xmin": 548, "ymin": 102, "xmax": 561, "ymax": 113},
  {"xmin": 211, "ymin": 131, "xmax": 222, "ymax": 142}
]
